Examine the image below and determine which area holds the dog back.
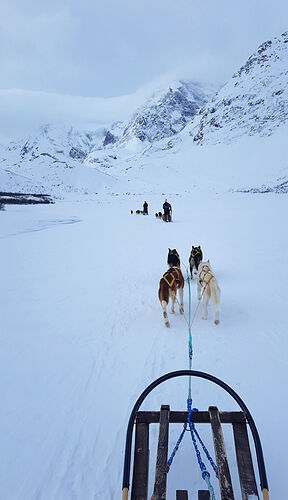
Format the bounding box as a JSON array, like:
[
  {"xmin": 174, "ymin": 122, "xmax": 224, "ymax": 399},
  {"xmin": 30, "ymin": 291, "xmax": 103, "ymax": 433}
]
[{"xmin": 167, "ymin": 248, "xmax": 180, "ymax": 268}]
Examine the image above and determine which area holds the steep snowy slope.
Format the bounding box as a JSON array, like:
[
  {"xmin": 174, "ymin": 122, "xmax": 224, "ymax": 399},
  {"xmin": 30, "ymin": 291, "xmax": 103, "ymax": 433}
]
[
  {"xmin": 114, "ymin": 80, "xmax": 214, "ymax": 146},
  {"xmin": 189, "ymin": 32, "xmax": 288, "ymax": 144}
]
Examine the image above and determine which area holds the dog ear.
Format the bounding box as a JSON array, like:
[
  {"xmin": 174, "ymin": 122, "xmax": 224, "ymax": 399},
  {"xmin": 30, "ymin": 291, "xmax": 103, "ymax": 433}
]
[{"xmin": 168, "ymin": 248, "xmax": 171, "ymax": 253}]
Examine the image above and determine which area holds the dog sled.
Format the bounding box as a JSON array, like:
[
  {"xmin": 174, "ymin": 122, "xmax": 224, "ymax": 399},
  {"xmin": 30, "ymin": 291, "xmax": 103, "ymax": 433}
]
[
  {"xmin": 122, "ymin": 370, "xmax": 269, "ymax": 500},
  {"xmin": 163, "ymin": 211, "xmax": 172, "ymax": 222}
]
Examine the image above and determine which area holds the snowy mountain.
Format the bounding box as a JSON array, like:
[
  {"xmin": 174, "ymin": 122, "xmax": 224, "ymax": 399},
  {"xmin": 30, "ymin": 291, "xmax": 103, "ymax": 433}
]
[
  {"xmin": 189, "ymin": 31, "xmax": 288, "ymax": 144},
  {"xmin": 0, "ymin": 124, "xmax": 117, "ymax": 197},
  {"xmin": 3, "ymin": 124, "xmax": 105, "ymax": 166},
  {"xmin": 107, "ymin": 80, "xmax": 213, "ymax": 147},
  {"xmin": 2, "ymin": 31, "xmax": 288, "ymax": 198},
  {"xmin": 0, "ymin": 81, "xmax": 214, "ymax": 196}
]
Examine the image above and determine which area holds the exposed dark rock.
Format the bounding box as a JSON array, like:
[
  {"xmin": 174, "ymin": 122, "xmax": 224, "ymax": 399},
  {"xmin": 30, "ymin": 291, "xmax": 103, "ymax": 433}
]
[
  {"xmin": 103, "ymin": 131, "xmax": 117, "ymax": 147},
  {"xmin": 0, "ymin": 192, "xmax": 54, "ymax": 205},
  {"xmin": 69, "ymin": 147, "xmax": 86, "ymax": 160},
  {"xmin": 235, "ymin": 178, "xmax": 288, "ymax": 194}
]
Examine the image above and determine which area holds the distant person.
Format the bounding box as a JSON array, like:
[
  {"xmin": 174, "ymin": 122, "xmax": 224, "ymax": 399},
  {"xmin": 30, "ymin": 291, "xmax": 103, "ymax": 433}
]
[
  {"xmin": 143, "ymin": 201, "xmax": 148, "ymax": 215},
  {"xmin": 163, "ymin": 199, "xmax": 172, "ymax": 222}
]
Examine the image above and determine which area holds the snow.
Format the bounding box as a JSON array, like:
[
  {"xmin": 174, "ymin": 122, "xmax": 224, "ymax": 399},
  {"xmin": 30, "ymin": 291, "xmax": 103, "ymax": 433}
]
[
  {"xmin": 1, "ymin": 176, "xmax": 287, "ymax": 499},
  {"xmin": 189, "ymin": 32, "xmax": 288, "ymax": 145},
  {"xmin": 1, "ymin": 35, "xmax": 288, "ymax": 498}
]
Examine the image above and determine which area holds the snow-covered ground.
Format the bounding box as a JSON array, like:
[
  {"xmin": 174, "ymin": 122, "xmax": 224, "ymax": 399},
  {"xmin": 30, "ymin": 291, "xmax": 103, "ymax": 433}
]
[{"xmin": 1, "ymin": 187, "xmax": 287, "ymax": 499}]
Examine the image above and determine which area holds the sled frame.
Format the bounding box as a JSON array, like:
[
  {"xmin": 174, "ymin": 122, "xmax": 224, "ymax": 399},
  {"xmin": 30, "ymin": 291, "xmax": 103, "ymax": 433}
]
[
  {"xmin": 122, "ymin": 370, "xmax": 268, "ymax": 500},
  {"xmin": 131, "ymin": 405, "xmax": 259, "ymax": 499}
]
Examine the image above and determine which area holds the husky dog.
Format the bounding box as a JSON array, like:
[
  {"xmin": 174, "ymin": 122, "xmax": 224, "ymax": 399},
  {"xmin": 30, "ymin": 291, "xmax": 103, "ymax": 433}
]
[
  {"xmin": 167, "ymin": 248, "xmax": 180, "ymax": 268},
  {"xmin": 189, "ymin": 245, "xmax": 203, "ymax": 279},
  {"xmin": 158, "ymin": 266, "xmax": 184, "ymax": 327},
  {"xmin": 197, "ymin": 260, "xmax": 220, "ymax": 325}
]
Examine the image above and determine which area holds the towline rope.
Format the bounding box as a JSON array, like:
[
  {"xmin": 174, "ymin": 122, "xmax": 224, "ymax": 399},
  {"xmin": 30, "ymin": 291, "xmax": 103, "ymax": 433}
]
[{"xmin": 167, "ymin": 266, "xmax": 218, "ymax": 497}]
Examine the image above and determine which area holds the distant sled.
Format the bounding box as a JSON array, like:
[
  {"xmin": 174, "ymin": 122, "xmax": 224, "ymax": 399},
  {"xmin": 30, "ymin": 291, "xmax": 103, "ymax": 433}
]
[{"xmin": 162, "ymin": 212, "xmax": 172, "ymax": 222}]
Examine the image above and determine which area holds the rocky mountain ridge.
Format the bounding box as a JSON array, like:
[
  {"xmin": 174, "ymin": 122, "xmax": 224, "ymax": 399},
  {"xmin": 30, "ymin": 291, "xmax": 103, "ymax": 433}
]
[
  {"xmin": 189, "ymin": 31, "xmax": 288, "ymax": 144},
  {"xmin": 109, "ymin": 80, "xmax": 213, "ymax": 146}
]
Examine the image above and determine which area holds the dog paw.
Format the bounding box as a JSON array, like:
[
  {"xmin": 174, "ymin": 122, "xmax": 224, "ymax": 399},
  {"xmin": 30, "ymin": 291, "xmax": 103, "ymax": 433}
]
[{"xmin": 214, "ymin": 320, "xmax": 220, "ymax": 325}]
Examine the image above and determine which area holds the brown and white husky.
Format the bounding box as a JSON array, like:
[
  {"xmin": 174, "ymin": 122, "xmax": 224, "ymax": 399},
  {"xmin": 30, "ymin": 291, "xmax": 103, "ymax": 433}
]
[
  {"xmin": 158, "ymin": 266, "xmax": 184, "ymax": 327},
  {"xmin": 197, "ymin": 260, "xmax": 220, "ymax": 325}
]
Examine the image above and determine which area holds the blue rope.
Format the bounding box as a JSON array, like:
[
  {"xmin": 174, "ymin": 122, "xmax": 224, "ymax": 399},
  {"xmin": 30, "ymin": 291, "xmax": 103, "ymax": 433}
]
[
  {"xmin": 167, "ymin": 273, "xmax": 193, "ymax": 473},
  {"xmin": 187, "ymin": 404, "xmax": 217, "ymax": 500},
  {"xmin": 166, "ymin": 423, "xmax": 187, "ymax": 473},
  {"xmin": 187, "ymin": 274, "xmax": 193, "ymax": 400},
  {"xmin": 191, "ymin": 421, "xmax": 219, "ymax": 477},
  {"xmin": 166, "ymin": 272, "xmax": 218, "ymax": 498},
  {"xmin": 187, "ymin": 399, "xmax": 218, "ymax": 479}
]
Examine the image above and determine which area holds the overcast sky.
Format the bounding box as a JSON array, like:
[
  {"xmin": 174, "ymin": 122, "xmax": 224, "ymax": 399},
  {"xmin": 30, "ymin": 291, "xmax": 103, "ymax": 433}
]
[{"xmin": 1, "ymin": 0, "xmax": 288, "ymax": 140}]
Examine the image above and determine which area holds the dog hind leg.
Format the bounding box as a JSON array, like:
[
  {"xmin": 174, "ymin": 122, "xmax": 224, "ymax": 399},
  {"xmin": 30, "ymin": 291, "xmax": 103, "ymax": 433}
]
[
  {"xmin": 170, "ymin": 290, "xmax": 176, "ymax": 314},
  {"xmin": 178, "ymin": 287, "xmax": 184, "ymax": 314},
  {"xmin": 211, "ymin": 286, "xmax": 220, "ymax": 325},
  {"xmin": 197, "ymin": 280, "xmax": 202, "ymax": 301},
  {"xmin": 202, "ymin": 293, "xmax": 209, "ymax": 320},
  {"xmin": 161, "ymin": 300, "xmax": 170, "ymax": 327},
  {"xmin": 190, "ymin": 262, "xmax": 193, "ymax": 280}
]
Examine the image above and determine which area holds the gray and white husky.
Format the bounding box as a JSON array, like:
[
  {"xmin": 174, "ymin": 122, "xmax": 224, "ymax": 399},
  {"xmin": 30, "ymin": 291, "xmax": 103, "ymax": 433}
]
[{"xmin": 197, "ymin": 260, "xmax": 220, "ymax": 325}]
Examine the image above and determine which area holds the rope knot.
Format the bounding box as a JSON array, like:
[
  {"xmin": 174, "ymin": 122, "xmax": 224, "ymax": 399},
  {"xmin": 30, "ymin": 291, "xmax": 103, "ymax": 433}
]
[{"xmin": 202, "ymin": 470, "xmax": 211, "ymax": 480}]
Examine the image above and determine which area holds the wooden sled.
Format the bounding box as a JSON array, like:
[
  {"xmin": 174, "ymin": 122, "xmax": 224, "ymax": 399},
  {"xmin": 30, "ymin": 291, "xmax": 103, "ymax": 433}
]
[{"xmin": 122, "ymin": 370, "xmax": 269, "ymax": 500}]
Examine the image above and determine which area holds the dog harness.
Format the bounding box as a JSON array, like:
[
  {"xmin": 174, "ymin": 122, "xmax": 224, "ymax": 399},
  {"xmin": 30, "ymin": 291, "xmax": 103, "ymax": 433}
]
[
  {"xmin": 190, "ymin": 247, "xmax": 201, "ymax": 258},
  {"xmin": 163, "ymin": 267, "xmax": 181, "ymax": 288},
  {"xmin": 198, "ymin": 265, "xmax": 214, "ymax": 287}
]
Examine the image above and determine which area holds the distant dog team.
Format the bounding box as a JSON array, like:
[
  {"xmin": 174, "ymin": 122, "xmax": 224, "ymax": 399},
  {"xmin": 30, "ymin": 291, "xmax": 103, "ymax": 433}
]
[{"xmin": 130, "ymin": 198, "xmax": 172, "ymax": 222}]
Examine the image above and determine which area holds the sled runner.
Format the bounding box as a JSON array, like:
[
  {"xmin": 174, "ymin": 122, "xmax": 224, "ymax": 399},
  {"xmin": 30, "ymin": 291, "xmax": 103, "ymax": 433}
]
[{"xmin": 122, "ymin": 370, "xmax": 269, "ymax": 500}]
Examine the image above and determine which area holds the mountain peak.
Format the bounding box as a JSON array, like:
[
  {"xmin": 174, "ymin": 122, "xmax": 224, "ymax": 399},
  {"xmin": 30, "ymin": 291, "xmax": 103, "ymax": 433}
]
[
  {"xmin": 109, "ymin": 80, "xmax": 214, "ymax": 146},
  {"xmin": 189, "ymin": 32, "xmax": 288, "ymax": 144}
]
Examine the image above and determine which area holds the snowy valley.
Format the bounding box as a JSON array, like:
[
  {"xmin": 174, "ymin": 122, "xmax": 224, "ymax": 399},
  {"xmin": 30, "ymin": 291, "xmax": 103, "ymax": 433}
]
[{"xmin": 1, "ymin": 32, "xmax": 288, "ymax": 500}]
